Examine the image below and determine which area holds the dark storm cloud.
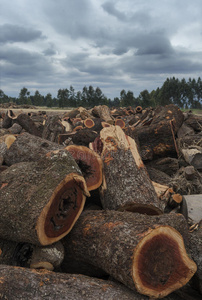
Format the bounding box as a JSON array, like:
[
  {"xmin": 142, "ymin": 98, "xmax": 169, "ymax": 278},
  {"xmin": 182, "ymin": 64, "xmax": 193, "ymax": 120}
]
[
  {"xmin": 0, "ymin": 45, "xmax": 55, "ymax": 82},
  {"xmin": 0, "ymin": 24, "xmax": 45, "ymax": 44},
  {"xmin": 1, "ymin": 0, "xmax": 202, "ymax": 99}
]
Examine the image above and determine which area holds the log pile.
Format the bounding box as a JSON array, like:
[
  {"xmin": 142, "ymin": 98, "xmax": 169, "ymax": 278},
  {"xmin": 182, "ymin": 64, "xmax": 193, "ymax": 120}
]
[{"xmin": 0, "ymin": 104, "xmax": 202, "ymax": 299}]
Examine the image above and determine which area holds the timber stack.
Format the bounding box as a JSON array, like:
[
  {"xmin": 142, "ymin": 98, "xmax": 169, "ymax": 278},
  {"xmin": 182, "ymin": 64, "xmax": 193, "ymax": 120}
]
[{"xmin": 0, "ymin": 104, "xmax": 202, "ymax": 299}]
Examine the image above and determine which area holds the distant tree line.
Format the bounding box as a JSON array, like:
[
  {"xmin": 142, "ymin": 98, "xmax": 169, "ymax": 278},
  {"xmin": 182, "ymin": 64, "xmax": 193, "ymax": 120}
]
[{"xmin": 1, "ymin": 77, "xmax": 202, "ymax": 109}]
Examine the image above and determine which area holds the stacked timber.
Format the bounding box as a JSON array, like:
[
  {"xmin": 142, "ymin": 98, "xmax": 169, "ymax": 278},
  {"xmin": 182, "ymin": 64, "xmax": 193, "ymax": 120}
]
[{"xmin": 0, "ymin": 104, "xmax": 202, "ymax": 299}]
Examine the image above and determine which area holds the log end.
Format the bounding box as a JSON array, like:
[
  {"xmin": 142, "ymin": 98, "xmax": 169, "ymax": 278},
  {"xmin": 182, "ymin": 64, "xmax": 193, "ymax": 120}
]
[
  {"xmin": 36, "ymin": 173, "xmax": 89, "ymax": 246},
  {"xmin": 133, "ymin": 226, "xmax": 197, "ymax": 298},
  {"xmin": 66, "ymin": 145, "xmax": 103, "ymax": 191}
]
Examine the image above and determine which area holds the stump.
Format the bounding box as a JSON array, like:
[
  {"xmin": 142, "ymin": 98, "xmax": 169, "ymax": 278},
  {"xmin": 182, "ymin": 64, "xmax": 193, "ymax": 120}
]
[
  {"xmin": 0, "ymin": 150, "xmax": 89, "ymax": 245},
  {"xmin": 63, "ymin": 210, "xmax": 196, "ymax": 298}
]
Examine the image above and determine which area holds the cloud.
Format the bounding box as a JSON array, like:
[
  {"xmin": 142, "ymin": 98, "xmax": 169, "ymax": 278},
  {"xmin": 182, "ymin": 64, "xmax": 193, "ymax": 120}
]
[{"xmin": 0, "ymin": 24, "xmax": 45, "ymax": 44}]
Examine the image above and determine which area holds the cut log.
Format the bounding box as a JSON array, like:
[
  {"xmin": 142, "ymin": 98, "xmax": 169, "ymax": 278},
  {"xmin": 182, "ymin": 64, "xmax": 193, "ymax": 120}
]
[
  {"xmin": 146, "ymin": 166, "xmax": 172, "ymax": 185},
  {"xmin": 92, "ymin": 105, "xmax": 114, "ymax": 122},
  {"xmin": 184, "ymin": 113, "xmax": 202, "ymax": 132},
  {"xmin": 0, "ymin": 265, "xmax": 180, "ymax": 300},
  {"xmin": 42, "ymin": 115, "xmax": 65, "ymax": 142},
  {"xmin": 115, "ymin": 118, "xmax": 125, "ymax": 128},
  {"xmin": 71, "ymin": 128, "xmax": 98, "ymax": 146},
  {"xmin": 29, "ymin": 241, "xmax": 65, "ymax": 271},
  {"xmin": 0, "ymin": 149, "xmax": 89, "ymax": 245},
  {"xmin": 63, "ymin": 210, "xmax": 196, "ymax": 298},
  {"xmin": 90, "ymin": 125, "xmax": 163, "ymax": 214},
  {"xmin": 125, "ymin": 120, "xmax": 178, "ymax": 160},
  {"xmin": 146, "ymin": 157, "xmax": 179, "ymax": 176},
  {"xmin": 4, "ymin": 132, "xmax": 63, "ymax": 166},
  {"xmin": 0, "ymin": 239, "xmax": 64, "ymax": 271},
  {"xmin": 65, "ymin": 145, "xmax": 103, "ymax": 191},
  {"xmin": 181, "ymin": 148, "xmax": 202, "ymax": 171},
  {"xmin": 84, "ymin": 118, "xmax": 104, "ymax": 132},
  {"xmin": 16, "ymin": 113, "xmax": 42, "ymax": 137}
]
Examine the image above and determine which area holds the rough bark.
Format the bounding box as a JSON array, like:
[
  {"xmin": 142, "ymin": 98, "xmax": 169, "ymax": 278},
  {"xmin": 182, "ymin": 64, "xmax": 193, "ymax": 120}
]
[
  {"xmin": 189, "ymin": 220, "xmax": 202, "ymax": 294},
  {"xmin": 71, "ymin": 128, "xmax": 98, "ymax": 146},
  {"xmin": 90, "ymin": 125, "xmax": 163, "ymax": 214},
  {"xmin": 146, "ymin": 157, "xmax": 179, "ymax": 177},
  {"xmin": 63, "ymin": 210, "xmax": 196, "ymax": 298},
  {"xmin": 16, "ymin": 113, "xmax": 42, "ymax": 137},
  {"xmin": 42, "ymin": 115, "xmax": 65, "ymax": 142},
  {"xmin": 0, "ymin": 265, "xmax": 157, "ymax": 300},
  {"xmin": 65, "ymin": 145, "xmax": 103, "ymax": 191},
  {"xmin": 125, "ymin": 120, "xmax": 178, "ymax": 160},
  {"xmin": 4, "ymin": 132, "xmax": 63, "ymax": 166},
  {"xmin": 0, "ymin": 149, "xmax": 89, "ymax": 245},
  {"xmin": 92, "ymin": 105, "xmax": 114, "ymax": 122}
]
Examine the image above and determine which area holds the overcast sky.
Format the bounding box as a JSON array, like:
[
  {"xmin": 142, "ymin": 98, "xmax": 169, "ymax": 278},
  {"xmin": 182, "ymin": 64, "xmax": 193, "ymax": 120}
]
[{"xmin": 1, "ymin": 0, "xmax": 202, "ymax": 99}]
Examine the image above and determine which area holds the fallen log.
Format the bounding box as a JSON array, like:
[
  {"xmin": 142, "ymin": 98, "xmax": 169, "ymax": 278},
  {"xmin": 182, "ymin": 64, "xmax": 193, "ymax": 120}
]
[
  {"xmin": 4, "ymin": 132, "xmax": 63, "ymax": 166},
  {"xmin": 62, "ymin": 210, "xmax": 196, "ymax": 298},
  {"xmin": 0, "ymin": 149, "xmax": 89, "ymax": 245},
  {"xmin": 16, "ymin": 113, "xmax": 42, "ymax": 137},
  {"xmin": 0, "ymin": 239, "xmax": 64, "ymax": 271},
  {"xmin": 0, "ymin": 265, "xmax": 157, "ymax": 300},
  {"xmin": 65, "ymin": 145, "xmax": 103, "ymax": 191},
  {"xmin": 42, "ymin": 115, "xmax": 65, "ymax": 142},
  {"xmin": 90, "ymin": 125, "xmax": 163, "ymax": 214}
]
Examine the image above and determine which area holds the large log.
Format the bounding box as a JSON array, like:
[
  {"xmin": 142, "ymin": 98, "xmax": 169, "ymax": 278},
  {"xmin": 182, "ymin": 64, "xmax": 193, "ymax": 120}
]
[
  {"xmin": 0, "ymin": 265, "xmax": 186, "ymax": 300},
  {"xmin": 90, "ymin": 125, "xmax": 163, "ymax": 214},
  {"xmin": 65, "ymin": 145, "xmax": 103, "ymax": 191},
  {"xmin": 63, "ymin": 210, "xmax": 196, "ymax": 298},
  {"xmin": 4, "ymin": 132, "xmax": 63, "ymax": 166},
  {"xmin": 16, "ymin": 113, "xmax": 42, "ymax": 137},
  {"xmin": 42, "ymin": 115, "xmax": 65, "ymax": 142},
  {"xmin": 0, "ymin": 149, "xmax": 89, "ymax": 245}
]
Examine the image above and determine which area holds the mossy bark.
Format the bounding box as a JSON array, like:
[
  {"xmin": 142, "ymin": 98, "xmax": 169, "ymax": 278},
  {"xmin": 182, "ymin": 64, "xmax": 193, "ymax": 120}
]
[{"xmin": 0, "ymin": 150, "xmax": 89, "ymax": 245}]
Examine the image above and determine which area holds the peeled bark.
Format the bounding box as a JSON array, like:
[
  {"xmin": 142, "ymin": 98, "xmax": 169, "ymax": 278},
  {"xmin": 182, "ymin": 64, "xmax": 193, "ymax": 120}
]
[
  {"xmin": 4, "ymin": 132, "xmax": 63, "ymax": 166},
  {"xmin": 63, "ymin": 210, "xmax": 196, "ymax": 298},
  {"xmin": 65, "ymin": 145, "xmax": 103, "ymax": 191},
  {"xmin": 0, "ymin": 149, "xmax": 89, "ymax": 245},
  {"xmin": 90, "ymin": 125, "xmax": 163, "ymax": 214},
  {"xmin": 0, "ymin": 265, "xmax": 159, "ymax": 300}
]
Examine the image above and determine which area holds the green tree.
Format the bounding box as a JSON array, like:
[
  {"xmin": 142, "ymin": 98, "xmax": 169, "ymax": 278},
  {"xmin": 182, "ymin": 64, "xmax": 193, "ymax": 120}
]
[
  {"xmin": 57, "ymin": 89, "xmax": 69, "ymax": 107},
  {"xmin": 18, "ymin": 87, "xmax": 31, "ymax": 105},
  {"xmin": 45, "ymin": 93, "xmax": 53, "ymax": 107}
]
